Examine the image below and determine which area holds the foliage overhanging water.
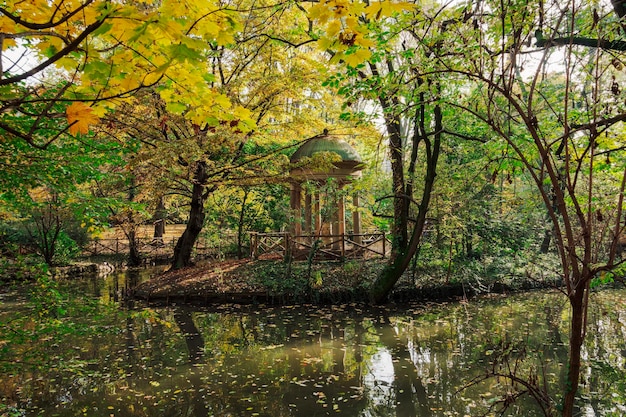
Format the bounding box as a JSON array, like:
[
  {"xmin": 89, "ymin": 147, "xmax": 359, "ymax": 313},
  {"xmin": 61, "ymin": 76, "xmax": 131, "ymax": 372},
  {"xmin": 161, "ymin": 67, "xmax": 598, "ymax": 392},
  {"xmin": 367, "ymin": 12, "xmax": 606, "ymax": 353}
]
[{"xmin": 1, "ymin": 269, "xmax": 626, "ymax": 417}]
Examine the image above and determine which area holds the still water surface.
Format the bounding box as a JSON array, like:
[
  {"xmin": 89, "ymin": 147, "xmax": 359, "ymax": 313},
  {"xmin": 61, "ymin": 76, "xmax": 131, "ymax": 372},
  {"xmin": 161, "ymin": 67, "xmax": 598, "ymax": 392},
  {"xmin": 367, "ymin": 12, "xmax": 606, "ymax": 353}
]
[{"xmin": 2, "ymin": 269, "xmax": 626, "ymax": 416}]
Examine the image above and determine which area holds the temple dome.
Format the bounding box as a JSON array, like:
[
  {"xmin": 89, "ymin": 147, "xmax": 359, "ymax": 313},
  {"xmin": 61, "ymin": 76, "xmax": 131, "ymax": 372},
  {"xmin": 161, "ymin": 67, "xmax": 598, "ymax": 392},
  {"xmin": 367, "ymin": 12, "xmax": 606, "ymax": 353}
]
[
  {"xmin": 290, "ymin": 134, "xmax": 363, "ymax": 181},
  {"xmin": 290, "ymin": 134, "xmax": 362, "ymax": 167}
]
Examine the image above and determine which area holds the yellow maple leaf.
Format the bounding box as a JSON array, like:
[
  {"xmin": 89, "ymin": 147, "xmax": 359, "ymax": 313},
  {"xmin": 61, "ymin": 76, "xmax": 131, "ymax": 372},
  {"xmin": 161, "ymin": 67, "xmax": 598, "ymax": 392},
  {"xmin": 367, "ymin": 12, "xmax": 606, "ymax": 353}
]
[
  {"xmin": 308, "ymin": 1, "xmax": 331, "ymax": 22},
  {"xmin": 343, "ymin": 48, "xmax": 371, "ymax": 67},
  {"xmin": 365, "ymin": 1, "xmax": 415, "ymax": 20},
  {"xmin": 66, "ymin": 102, "xmax": 99, "ymax": 136},
  {"xmin": 216, "ymin": 29, "xmax": 235, "ymax": 46},
  {"xmin": 326, "ymin": 20, "xmax": 342, "ymax": 38},
  {"xmin": 318, "ymin": 36, "xmax": 336, "ymax": 51},
  {"xmin": 2, "ymin": 38, "xmax": 16, "ymax": 49},
  {"xmin": 143, "ymin": 70, "xmax": 164, "ymax": 86},
  {"xmin": 213, "ymin": 93, "xmax": 232, "ymax": 109},
  {"xmin": 355, "ymin": 35, "xmax": 376, "ymax": 48}
]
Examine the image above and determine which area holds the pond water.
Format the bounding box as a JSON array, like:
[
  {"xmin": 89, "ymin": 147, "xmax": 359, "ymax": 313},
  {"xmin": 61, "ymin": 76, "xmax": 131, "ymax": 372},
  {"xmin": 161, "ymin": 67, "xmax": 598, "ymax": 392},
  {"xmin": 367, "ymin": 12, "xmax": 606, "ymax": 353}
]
[{"xmin": 1, "ymin": 269, "xmax": 626, "ymax": 417}]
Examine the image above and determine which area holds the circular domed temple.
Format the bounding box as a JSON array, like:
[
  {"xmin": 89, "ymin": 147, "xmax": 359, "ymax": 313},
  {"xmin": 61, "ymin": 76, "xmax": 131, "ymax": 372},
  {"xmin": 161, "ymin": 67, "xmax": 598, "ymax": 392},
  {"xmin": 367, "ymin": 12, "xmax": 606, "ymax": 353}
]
[
  {"xmin": 250, "ymin": 131, "xmax": 387, "ymax": 260},
  {"xmin": 289, "ymin": 134, "xmax": 363, "ymax": 179},
  {"xmin": 288, "ymin": 133, "xmax": 364, "ymax": 248}
]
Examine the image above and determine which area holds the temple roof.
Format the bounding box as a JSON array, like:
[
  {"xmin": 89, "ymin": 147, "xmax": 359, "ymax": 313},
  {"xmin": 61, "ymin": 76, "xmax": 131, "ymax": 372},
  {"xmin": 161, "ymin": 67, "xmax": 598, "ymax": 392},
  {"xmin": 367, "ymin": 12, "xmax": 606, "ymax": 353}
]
[{"xmin": 290, "ymin": 134, "xmax": 362, "ymax": 165}]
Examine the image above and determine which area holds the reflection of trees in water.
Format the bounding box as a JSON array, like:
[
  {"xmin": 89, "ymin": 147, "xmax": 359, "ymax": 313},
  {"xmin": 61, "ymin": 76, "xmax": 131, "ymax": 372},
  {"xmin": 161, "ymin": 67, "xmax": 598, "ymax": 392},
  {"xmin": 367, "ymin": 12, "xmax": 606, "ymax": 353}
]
[
  {"xmin": 582, "ymin": 294, "xmax": 626, "ymax": 415},
  {"xmin": 171, "ymin": 307, "xmax": 211, "ymax": 417},
  {"xmin": 107, "ymin": 268, "xmax": 143, "ymax": 303},
  {"xmin": 182, "ymin": 298, "xmax": 595, "ymax": 416},
  {"xmin": 368, "ymin": 296, "xmax": 572, "ymax": 416},
  {"xmin": 279, "ymin": 315, "xmax": 370, "ymax": 416},
  {"xmin": 173, "ymin": 307, "xmax": 205, "ymax": 364},
  {"xmin": 376, "ymin": 311, "xmax": 429, "ymax": 417},
  {"xmin": 371, "ymin": 308, "xmax": 468, "ymax": 414},
  {"xmin": 8, "ymin": 291, "xmax": 626, "ymax": 416},
  {"xmin": 187, "ymin": 307, "xmax": 372, "ymax": 416},
  {"xmin": 435, "ymin": 293, "xmax": 626, "ymax": 416}
]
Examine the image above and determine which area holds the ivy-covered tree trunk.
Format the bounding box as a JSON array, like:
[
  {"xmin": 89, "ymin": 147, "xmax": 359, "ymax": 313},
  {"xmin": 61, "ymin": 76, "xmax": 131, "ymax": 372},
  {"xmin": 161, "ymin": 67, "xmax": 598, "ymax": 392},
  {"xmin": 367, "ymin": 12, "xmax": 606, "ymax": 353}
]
[
  {"xmin": 385, "ymin": 99, "xmax": 409, "ymax": 256},
  {"xmin": 562, "ymin": 282, "xmax": 588, "ymax": 417},
  {"xmin": 370, "ymin": 101, "xmax": 442, "ymax": 304},
  {"xmin": 123, "ymin": 176, "xmax": 142, "ymax": 267},
  {"xmin": 126, "ymin": 227, "xmax": 142, "ymax": 267},
  {"xmin": 236, "ymin": 188, "xmax": 249, "ymax": 259},
  {"xmin": 172, "ymin": 161, "xmax": 209, "ymax": 270},
  {"xmin": 153, "ymin": 197, "xmax": 166, "ymax": 242}
]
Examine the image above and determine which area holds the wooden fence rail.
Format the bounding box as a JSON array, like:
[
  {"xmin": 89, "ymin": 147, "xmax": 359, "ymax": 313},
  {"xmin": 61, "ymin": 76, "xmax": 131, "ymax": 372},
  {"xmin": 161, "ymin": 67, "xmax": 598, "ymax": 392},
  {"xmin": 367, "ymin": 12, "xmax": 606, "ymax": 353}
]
[
  {"xmin": 84, "ymin": 231, "xmax": 390, "ymax": 264},
  {"xmin": 83, "ymin": 234, "xmax": 241, "ymax": 264},
  {"xmin": 250, "ymin": 232, "xmax": 390, "ymax": 261}
]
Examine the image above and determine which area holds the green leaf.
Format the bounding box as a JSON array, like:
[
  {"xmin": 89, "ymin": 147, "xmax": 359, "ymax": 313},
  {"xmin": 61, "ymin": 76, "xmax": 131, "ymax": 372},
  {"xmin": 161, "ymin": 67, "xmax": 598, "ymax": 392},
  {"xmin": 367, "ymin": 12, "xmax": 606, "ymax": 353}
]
[
  {"xmin": 169, "ymin": 42, "xmax": 204, "ymax": 63},
  {"xmin": 92, "ymin": 21, "xmax": 113, "ymax": 36},
  {"xmin": 165, "ymin": 102, "xmax": 187, "ymax": 114}
]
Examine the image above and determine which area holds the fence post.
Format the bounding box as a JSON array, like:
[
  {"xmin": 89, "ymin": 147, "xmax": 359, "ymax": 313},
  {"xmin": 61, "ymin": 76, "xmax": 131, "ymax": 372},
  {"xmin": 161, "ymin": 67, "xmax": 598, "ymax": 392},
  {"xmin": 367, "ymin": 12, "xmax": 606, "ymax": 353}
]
[
  {"xmin": 341, "ymin": 234, "xmax": 345, "ymax": 258},
  {"xmin": 284, "ymin": 232, "xmax": 291, "ymax": 261},
  {"xmin": 382, "ymin": 232, "xmax": 386, "ymax": 258},
  {"xmin": 250, "ymin": 232, "xmax": 257, "ymax": 259}
]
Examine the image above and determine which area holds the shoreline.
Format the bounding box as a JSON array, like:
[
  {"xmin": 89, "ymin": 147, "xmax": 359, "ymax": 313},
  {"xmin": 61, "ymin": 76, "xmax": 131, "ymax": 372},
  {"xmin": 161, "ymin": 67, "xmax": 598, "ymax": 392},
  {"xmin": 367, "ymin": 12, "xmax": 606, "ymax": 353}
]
[{"xmin": 131, "ymin": 258, "xmax": 565, "ymax": 306}]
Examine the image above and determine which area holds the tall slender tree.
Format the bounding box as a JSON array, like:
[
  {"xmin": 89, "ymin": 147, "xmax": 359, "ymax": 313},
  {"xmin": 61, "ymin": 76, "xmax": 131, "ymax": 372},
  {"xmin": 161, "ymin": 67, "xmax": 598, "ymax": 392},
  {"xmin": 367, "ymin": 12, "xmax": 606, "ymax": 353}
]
[
  {"xmin": 314, "ymin": 2, "xmax": 453, "ymax": 303},
  {"xmin": 313, "ymin": 0, "xmax": 626, "ymax": 414},
  {"xmin": 413, "ymin": 1, "xmax": 626, "ymax": 415}
]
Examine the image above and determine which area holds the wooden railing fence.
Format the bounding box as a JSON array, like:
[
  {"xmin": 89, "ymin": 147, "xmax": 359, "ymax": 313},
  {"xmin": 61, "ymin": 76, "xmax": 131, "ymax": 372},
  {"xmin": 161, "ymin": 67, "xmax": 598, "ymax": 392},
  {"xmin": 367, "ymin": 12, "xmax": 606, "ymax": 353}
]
[
  {"xmin": 84, "ymin": 231, "xmax": 391, "ymax": 264},
  {"xmin": 250, "ymin": 232, "xmax": 390, "ymax": 261},
  {"xmin": 83, "ymin": 234, "xmax": 241, "ymax": 264}
]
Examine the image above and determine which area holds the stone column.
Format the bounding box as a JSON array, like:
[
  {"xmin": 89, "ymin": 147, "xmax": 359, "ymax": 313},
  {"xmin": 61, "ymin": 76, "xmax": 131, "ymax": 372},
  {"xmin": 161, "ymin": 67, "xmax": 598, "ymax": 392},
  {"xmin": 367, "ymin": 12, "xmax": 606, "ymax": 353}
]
[
  {"xmin": 352, "ymin": 194, "xmax": 362, "ymax": 244},
  {"xmin": 337, "ymin": 195, "xmax": 345, "ymax": 253},
  {"xmin": 314, "ymin": 191, "xmax": 322, "ymax": 236},
  {"xmin": 331, "ymin": 197, "xmax": 340, "ymax": 249},
  {"xmin": 338, "ymin": 195, "xmax": 345, "ymax": 236},
  {"xmin": 304, "ymin": 192, "xmax": 312, "ymax": 235},
  {"xmin": 290, "ymin": 183, "xmax": 302, "ymax": 235}
]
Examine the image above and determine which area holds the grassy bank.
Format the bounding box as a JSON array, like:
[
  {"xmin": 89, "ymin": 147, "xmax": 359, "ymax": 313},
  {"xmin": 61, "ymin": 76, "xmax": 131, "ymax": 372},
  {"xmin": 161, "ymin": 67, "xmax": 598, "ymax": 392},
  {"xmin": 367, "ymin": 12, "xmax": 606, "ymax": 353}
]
[{"xmin": 133, "ymin": 256, "xmax": 565, "ymax": 305}]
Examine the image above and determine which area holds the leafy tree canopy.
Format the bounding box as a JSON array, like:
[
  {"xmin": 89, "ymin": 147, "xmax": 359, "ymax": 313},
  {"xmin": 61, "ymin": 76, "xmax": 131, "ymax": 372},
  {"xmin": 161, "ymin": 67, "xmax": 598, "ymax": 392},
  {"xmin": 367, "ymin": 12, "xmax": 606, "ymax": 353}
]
[{"xmin": 0, "ymin": 0, "xmax": 254, "ymax": 146}]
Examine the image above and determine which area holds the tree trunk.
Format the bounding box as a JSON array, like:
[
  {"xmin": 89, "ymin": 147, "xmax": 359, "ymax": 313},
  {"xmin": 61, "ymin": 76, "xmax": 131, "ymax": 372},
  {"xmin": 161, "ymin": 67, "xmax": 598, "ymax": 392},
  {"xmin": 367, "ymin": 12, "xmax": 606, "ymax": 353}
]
[
  {"xmin": 236, "ymin": 188, "xmax": 249, "ymax": 259},
  {"xmin": 367, "ymin": 62, "xmax": 408, "ymax": 255},
  {"xmin": 123, "ymin": 176, "xmax": 142, "ymax": 267},
  {"xmin": 384, "ymin": 100, "xmax": 409, "ymax": 256},
  {"xmin": 539, "ymin": 229, "xmax": 552, "ymax": 253},
  {"xmin": 153, "ymin": 196, "xmax": 166, "ymax": 242},
  {"xmin": 370, "ymin": 103, "xmax": 442, "ymax": 304},
  {"xmin": 31, "ymin": 200, "xmax": 62, "ymax": 266},
  {"xmin": 172, "ymin": 161, "xmax": 209, "ymax": 269},
  {"xmin": 127, "ymin": 228, "xmax": 142, "ymax": 267},
  {"xmin": 562, "ymin": 283, "xmax": 587, "ymax": 417}
]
